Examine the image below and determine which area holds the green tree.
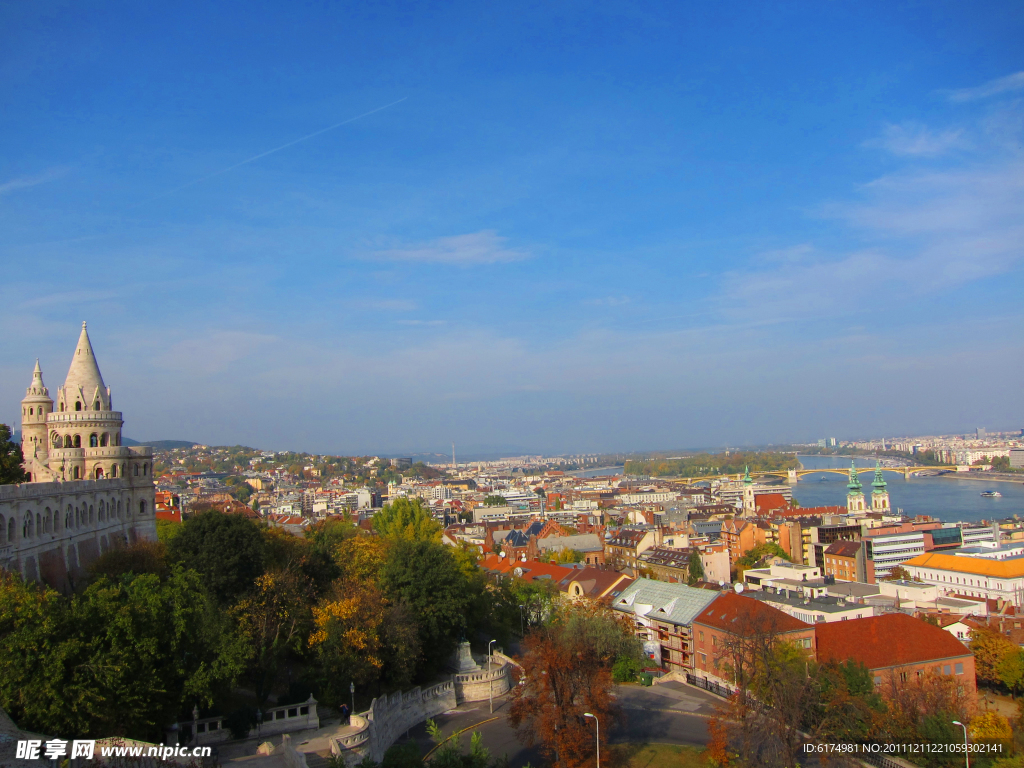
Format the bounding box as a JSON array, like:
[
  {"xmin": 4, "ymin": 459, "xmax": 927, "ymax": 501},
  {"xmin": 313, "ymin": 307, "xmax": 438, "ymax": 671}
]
[
  {"xmin": 372, "ymin": 497, "xmax": 442, "ymax": 541},
  {"xmin": 687, "ymin": 550, "xmax": 705, "ymax": 585},
  {"xmin": 998, "ymin": 648, "xmax": 1024, "ymax": 696},
  {"xmin": 0, "ymin": 568, "xmax": 246, "ymax": 740},
  {"xmin": 483, "ymin": 494, "xmax": 508, "ymax": 506},
  {"xmin": 0, "ymin": 424, "xmax": 28, "ymax": 484},
  {"xmin": 380, "ymin": 539, "xmax": 470, "ymax": 679},
  {"xmin": 167, "ymin": 511, "xmax": 267, "ymax": 605}
]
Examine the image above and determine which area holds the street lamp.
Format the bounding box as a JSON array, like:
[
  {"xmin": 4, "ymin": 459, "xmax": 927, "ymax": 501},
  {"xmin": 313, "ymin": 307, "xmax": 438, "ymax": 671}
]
[
  {"xmin": 488, "ymin": 639, "xmax": 497, "ymax": 713},
  {"xmin": 350, "ymin": 682, "xmax": 356, "ymax": 723},
  {"xmin": 952, "ymin": 721, "xmax": 969, "ymax": 768},
  {"xmin": 584, "ymin": 712, "xmax": 600, "ymax": 768}
]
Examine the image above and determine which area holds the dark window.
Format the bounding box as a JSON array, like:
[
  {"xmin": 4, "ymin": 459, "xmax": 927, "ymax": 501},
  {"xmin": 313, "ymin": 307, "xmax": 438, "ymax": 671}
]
[{"xmin": 75, "ymin": 401, "xmax": 82, "ymax": 411}]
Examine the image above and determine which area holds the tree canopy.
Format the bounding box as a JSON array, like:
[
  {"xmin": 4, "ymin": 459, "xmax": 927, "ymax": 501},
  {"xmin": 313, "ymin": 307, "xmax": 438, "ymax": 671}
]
[
  {"xmin": 0, "ymin": 424, "xmax": 28, "ymax": 484},
  {"xmin": 166, "ymin": 511, "xmax": 267, "ymax": 605},
  {"xmin": 372, "ymin": 497, "xmax": 442, "ymax": 541}
]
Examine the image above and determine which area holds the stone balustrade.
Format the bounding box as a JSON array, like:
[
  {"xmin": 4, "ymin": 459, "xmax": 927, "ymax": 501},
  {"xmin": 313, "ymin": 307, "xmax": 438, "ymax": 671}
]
[{"xmin": 169, "ymin": 696, "xmax": 319, "ymax": 746}]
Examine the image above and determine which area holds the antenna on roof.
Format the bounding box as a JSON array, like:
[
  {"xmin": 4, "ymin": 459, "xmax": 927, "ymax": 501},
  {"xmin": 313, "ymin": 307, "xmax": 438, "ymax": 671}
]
[{"xmin": 734, "ymin": 583, "xmax": 744, "ymax": 594}]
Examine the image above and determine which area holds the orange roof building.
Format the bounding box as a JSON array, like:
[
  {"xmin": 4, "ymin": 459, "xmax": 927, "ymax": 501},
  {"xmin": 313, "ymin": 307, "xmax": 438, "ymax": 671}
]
[{"xmin": 904, "ymin": 550, "xmax": 1024, "ymax": 607}]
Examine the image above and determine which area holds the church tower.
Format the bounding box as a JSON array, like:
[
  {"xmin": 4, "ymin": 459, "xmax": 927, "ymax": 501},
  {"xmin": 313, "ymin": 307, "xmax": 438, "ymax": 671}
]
[
  {"xmin": 871, "ymin": 461, "xmax": 890, "ymax": 511},
  {"xmin": 846, "ymin": 461, "xmax": 865, "ymax": 513},
  {"xmin": 20, "ymin": 360, "xmax": 54, "ymax": 478}
]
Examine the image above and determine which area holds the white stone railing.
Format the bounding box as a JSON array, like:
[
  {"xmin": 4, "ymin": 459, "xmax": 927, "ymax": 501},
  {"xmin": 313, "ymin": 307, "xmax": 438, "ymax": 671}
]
[{"xmin": 170, "ymin": 696, "xmax": 319, "ymax": 746}]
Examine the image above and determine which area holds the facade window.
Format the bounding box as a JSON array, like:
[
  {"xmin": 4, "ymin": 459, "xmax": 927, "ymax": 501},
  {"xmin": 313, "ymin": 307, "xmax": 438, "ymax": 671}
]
[
  {"xmin": 75, "ymin": 401, "xmax": 82, "ymax": 411},
  {"xmin": 73, "ymin": 435, "xmax": 81, "ymax": 448},
  {"xmin": 699, "ymin": 631, "xmax": 704, "ymax": 642},
  {"xmin": 134, "ymin": 464, "xmax": 139, "ymax": 476},
  {"xmin": 955, "ymin": 663, "xmax": 964, "ymax": 675},
  {"xmin": 140, "ymin": 500, "xmax": 147, "ymax": 515},
  {"xmin": 73, "ymin": 466, "xmax": 80, "ymax": 479},
  {"xmin": 89, "ymin": 433, "xmax": 98, "ymax": 448},
  {"xmin": 943, "ymin": 665, "xmax": 951, "ymax": 675},
  {"xmin": 7, "ymin": 518, "xmax": 13, "ymax": 543}
]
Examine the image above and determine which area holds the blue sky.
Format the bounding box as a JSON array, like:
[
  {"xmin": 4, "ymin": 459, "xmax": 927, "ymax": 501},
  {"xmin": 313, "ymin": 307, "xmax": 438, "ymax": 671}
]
[{"xmin": 2, "ymin": 1, "xmax": 1023, "ymax": 455}]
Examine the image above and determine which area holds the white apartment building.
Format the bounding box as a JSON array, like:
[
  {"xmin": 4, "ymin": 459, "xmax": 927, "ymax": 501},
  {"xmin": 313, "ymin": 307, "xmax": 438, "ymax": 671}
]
[{"xmin": 904, "ymin": 543, "xmax": 1024, "ymax": 608}]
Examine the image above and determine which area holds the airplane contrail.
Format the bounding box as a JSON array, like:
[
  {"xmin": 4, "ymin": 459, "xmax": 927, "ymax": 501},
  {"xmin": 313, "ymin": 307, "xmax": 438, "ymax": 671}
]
[{"xmin": 157, "ymin": 97, "xmax": 408, "ymax": 198}]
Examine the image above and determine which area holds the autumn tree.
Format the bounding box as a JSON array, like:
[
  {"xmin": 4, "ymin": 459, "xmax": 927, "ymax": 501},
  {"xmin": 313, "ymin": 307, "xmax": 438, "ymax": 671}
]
[
  {"xmin": 508, "ymin": 602, "xmax": 643, "ymax": 768},
  {"xmin": 972, "ymin": 626, "xmax": 1018, "ymax": 687},
  {"xmin": 233, "ymin": 570, "xmax": 313, "ymax": 705},
  {"xmin": 88, "ymin": 539, "xmax": 169, "ymax": 581}
]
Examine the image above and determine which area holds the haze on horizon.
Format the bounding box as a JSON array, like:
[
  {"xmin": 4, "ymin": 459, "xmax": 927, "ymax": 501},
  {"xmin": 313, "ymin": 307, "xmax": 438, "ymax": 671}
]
[{"xmin": 2, "ymin": 2, "xmax": 1022, "ymax": 457}]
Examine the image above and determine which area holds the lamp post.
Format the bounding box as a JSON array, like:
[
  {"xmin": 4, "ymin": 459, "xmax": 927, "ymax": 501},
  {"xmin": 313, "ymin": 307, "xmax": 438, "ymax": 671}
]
[
  {"xmin": 952, "ymin": 720, "xmax": 969, "ymax": 768},
  {"xmin": 350, "ymin": 682, "xmax": 356, "ymax": 724},
  {"xmin": 488, "ymin": 639, "xmax": 497, "ymax": 713},
  {"xmin": 584, "ymin": 712, "xmax": 600, "ymax": 768},
  {"xmin": 256, "ymin": 709, "xmax": 262, "ymax": 738}
]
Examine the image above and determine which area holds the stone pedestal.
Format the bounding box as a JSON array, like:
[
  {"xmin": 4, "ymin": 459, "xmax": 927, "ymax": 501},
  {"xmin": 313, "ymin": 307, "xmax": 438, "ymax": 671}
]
[{"xmin": 448, "ymin": 641, "xmax": 480, "ymax": 673}]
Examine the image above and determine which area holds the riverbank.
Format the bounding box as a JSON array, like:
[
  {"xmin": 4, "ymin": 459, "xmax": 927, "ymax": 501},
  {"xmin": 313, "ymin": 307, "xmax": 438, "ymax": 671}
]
[{"xmin": 937, "ymin": 472, "xmax": 1024, "ymax": 485}]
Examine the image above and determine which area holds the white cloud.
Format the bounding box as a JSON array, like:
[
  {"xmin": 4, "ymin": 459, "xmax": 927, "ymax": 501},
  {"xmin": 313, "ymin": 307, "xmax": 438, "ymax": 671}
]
[
  {"xmin": 367, "ymin": 230, "xmax": 530, "ymax": 266},
  {"xmin": 0, "ymin": 167, "xmax": 68, "ymax": 197},
  {"xmin": 868, "ymin": 122, "xmax": 965, "ymax": 156},
  {"xmin": 946, "ymin": 71, "xmax": 1024, "ymax": 102}
]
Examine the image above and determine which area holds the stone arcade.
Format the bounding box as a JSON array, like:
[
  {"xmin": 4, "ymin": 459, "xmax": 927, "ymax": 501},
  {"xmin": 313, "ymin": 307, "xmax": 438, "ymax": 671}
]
[{"xmin": 0, "ymin": 323, "xmax": 156, "ymax": 590}]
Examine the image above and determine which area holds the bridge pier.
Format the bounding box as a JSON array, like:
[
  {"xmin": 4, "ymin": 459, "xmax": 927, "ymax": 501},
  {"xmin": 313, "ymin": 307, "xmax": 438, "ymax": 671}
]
[{"xmin": 787, "ymin": 469, "xmax": 798, "ymax": 484}]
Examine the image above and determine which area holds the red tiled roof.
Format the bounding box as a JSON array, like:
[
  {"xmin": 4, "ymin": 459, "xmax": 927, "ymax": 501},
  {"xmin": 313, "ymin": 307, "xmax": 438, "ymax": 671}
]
[
  {"xmin": 694, "ymin": 592, "xmax": 811, "ymax": 634},
  {"xmin": 824, "ymin": 540, "xmax": 862, "ymax": 558},
  {"xmin": 816, "ymin": 613, "xmax": 972, "ymax": 671},
  {"xmin": 479, "ymin": 555, "xmax": 575, "ymax": 584}
]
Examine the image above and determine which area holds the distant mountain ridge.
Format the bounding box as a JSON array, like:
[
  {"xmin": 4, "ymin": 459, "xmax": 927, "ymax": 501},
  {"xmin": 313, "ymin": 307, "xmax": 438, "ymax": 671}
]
[{"xmin": 122, "ymin": 439, "xmax": 197, "ymax": 450}]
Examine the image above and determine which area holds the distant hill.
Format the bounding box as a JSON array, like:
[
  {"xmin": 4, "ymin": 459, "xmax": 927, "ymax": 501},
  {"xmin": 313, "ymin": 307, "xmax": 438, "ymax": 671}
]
[{"xmin": 123, "ymin": 439, "xmax": 197, "ymax": 450}]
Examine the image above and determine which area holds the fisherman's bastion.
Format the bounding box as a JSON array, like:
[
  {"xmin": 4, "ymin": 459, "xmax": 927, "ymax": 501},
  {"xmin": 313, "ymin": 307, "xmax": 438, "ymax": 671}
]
[{"xmin": 0, "ymin": 323, "xmax": 156, "ymax": 590}]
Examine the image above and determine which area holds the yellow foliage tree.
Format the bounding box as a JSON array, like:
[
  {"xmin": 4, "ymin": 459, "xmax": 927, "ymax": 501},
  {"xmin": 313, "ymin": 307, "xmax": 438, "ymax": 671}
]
[{"xmin": 970, "ymin": 711, "xmax": 1013, "ymax": 741}]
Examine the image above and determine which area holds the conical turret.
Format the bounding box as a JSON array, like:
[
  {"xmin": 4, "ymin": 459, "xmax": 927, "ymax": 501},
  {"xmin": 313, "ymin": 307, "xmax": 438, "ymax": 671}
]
[
  {"xmin": 846, "ymin": 460, "xmax": 866, "ymax": 513},
  {"xmin": 58, "ymin": 322, "xmax": 110, "ymax": 412}
]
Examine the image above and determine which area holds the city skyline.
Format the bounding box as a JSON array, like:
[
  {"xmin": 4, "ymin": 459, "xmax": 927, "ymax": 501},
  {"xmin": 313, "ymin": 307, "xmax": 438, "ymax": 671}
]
[{"xmin": 2, "ymin": 2, "xmax": 1023, "ymax": 454}]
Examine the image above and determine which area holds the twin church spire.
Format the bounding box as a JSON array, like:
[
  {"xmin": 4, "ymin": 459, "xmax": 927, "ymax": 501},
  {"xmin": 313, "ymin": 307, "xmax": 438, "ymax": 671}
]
[{"xmin": 846, "ymin": 460, "xmax": 890, "ymax": 513}]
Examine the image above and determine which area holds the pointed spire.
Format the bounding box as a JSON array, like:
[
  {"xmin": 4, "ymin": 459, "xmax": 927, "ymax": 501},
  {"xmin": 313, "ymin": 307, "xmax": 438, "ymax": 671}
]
[
  {"xmin": 743, "ymin": 466, "xmax": 753, "ymax": 485},
  {"xmin": 23, "ymin": 358, "xmax": 51, "ymax": 400},
  {"xmin": 847, "ymin": 460, "xmax": 863, "ymax": 492},
  {"xmin": 872, "ymin": 461, "xmax": 887, "ymax": 491},
  {"xmin": 63, "ymin": 321, "xmax": 109, "ymax": 410}
]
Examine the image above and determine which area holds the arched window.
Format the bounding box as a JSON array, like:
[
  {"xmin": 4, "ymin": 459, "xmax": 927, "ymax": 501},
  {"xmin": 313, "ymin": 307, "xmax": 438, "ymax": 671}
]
[
  {"xmin": 66, "ymin": 506, "xmax": 72, "ymax": 528},
  {"xmin": 100, "ymin": 433, "xmax": 108, "ymax": 447},
  {"xmin": 24, "ymin": 513, "xmax": 33, "ymax": 538},
  {"xmin": 60, "ymin": 402, "xmax": 65, "ymax": 412},
  {"xmin": 64, "ymin": 435, "xmax": 72, "ymax": 448},
  {"xmin": 140, "ymin": 500, "xmax": 147, "ymax": 516},
  {"xmin": 73, "ymin": 435, "xmax": 81, "ymax": 448},
  {"xmin": 95, "ymin": 467, "xmax": 104, "ymax": 479},
  {"xmin": 98, "ymin": 501, "xmax": 104, "ymax": 521},
  {"xmin": 73, "ymin": 466, "xmax": 80, "ymax": 479},
  {"xmin": 52, "ymin": 433, "xmax": 60, "ymax": 448},
  {"xmin": 89, "ymin": 506, "xmax": 94, "ymax": 524},
  {"xmin": 134, "ymin": 464, "xmax": 139, "ymax": 477},
  {"xmin": 28, "ymin": 407, "xmax": 33, "ymax": 416},
  {"xmin": 75, "ymin": 401, "xmax": 82, "ymax": 411},
  {"xmin": 143, "ymin": 463, "xmax": 148, "ymax": 476},
  {"xmin": 117, "ymin": 500, "xmax": 122, "ymax": 518},
  {"xmin": 35, "ymin": 513, "xmax": 40, "ymax": 535},
  {"xmin": 110, "ymin": 464, "xmax": 117, "ymax": 478},
  {"xmin": 94, "ymin": 401, "xmax": 100, "ymax": 411},
  {"xmin": 7, "ymin": 518, "xmax": 14, "ymax": 543},
  {"xmin": 90, "ymin": 434, "xmax": 98, "ymax": 448},
  {"xmin": 44, "ymin": 508, "xmax": 51, "ymax": 533}
]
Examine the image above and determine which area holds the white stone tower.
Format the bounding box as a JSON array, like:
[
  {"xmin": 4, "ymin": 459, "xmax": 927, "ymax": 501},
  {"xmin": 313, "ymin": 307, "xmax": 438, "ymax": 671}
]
[
  {"xmin": 870, "ymin": 461, "xmax": 890, "ymax": 512},
  {"xmin": 846, "ymin": 461, "xmax": 866, "ymax": 513},
  {"xmin": 20, "ymin": 360, "xmax": 54, "ymax": 477}
]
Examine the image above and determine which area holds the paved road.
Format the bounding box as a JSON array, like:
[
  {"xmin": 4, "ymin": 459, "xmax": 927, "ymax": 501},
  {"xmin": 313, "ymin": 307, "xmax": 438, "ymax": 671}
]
[{"xmin": 391, "ymin": 681, "xmax": 721, "ymax": 767}]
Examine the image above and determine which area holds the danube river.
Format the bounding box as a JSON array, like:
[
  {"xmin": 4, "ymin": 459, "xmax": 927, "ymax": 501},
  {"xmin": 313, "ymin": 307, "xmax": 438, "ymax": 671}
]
[
  {"xmin": 792, "ymin": 455, "xmax": 1024, "ymax": 523},
  {"xmin": 574, "ymin": 457, "xmax": 1024, "ymax": 523}
]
